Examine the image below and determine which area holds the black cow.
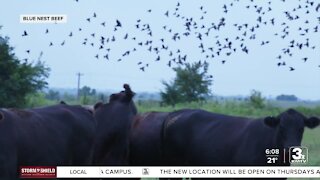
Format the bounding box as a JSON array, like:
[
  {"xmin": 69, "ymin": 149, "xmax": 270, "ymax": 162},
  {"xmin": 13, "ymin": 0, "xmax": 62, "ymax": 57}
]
[
  {"xmin": 0, "ymin": 104, "xmax": 95, "ymax": 179},
  {"xmin": 130, "ymin": 112, "xmax": 169, "ymax": 165},
  {"xmin": 93, "ymin": 84, "xmax": 137, "ymax": 165},
  {"xmin": 162, "ymin": 109, "xmax": 319, "ymax": 166}
]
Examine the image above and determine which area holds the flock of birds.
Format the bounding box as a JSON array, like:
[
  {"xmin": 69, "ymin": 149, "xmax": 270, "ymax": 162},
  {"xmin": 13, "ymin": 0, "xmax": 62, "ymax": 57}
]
[{"xmin": 20, "ymin": 0, "xmax": 320, "ymax": 72}]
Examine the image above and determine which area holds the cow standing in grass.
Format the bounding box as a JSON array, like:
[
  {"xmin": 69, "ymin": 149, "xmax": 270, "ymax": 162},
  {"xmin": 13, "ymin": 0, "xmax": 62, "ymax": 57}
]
[
  {"xmin": 93, "ymin": 84, "xmax": 137, "ymax": 165},
  {"xmin": 0, "ymin": 103, "xmax": 95, "ymax": 179},
  {"xmin": 162, "ymin": 109, "xmax": 319, "ymax": 166},
  {"xmin": 130, "ymin": 109, "xmax": 319, "ymax": 168}
]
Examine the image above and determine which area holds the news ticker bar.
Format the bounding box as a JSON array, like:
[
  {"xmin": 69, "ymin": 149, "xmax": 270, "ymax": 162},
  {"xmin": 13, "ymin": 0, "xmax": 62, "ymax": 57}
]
[{"xmin": 53, "ymin": 166, "xmax": 320, "ymax": 178}]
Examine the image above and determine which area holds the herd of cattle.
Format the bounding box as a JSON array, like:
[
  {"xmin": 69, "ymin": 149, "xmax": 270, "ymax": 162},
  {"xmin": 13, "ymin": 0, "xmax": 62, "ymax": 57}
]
[{"xmin": 0, "ymin": 84, "xmax": 319, "ymax": 178}]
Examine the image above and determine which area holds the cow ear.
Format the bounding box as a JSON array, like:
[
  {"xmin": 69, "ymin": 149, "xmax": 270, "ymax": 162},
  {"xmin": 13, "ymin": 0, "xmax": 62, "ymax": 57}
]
[
  {"xmin": 264, "ymin": 116, "xmax": 280, "ymax": 127},
  {"xmin": 123, "ymin": 84, "xmax": 135, "ymax": 101},
  {"xmin": 94, "ymin": 102, "xmax": 104, "ymax": 111},
  {"xmin": 60, "ymin": 101, "xmax": 67, "ymax": 105},
  {"xmin": 0, "ymin": 111, "xmax": 4, "ymax": 122},
  {"xmin": 305, "ymin": 117, "xmax": 320, "ymax": 129}
]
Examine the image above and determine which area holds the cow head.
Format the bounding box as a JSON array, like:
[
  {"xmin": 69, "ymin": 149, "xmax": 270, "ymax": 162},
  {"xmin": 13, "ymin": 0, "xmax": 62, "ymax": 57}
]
[
  {"xmin": 94, "ymin": 84, "xmax": 137, "ymax": 114},
  {"xmin": 264, "ymin": 109, "xmax": 320, "ymax": 149},
  {"xmin": 93, "ymin": 84, "xmax": 137, "ymax": 165}
]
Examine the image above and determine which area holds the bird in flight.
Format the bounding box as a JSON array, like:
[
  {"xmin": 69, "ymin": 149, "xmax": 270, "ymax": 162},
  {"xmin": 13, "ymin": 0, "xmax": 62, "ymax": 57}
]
[
  {"xmin": 22, "ymin": 30, "xmax": 28, "ymax": 36},
  {"xmin": 165, "ymin": 11, "xmax": 169, "ymax": 17},
  {"xmin": 124, "ymin": 33, "xmax": 128, "ymax": 39},
  {"xmin": 116, "ymin": 20, "xmax": 122, "ymax": 27},
  {"xmin": 24, "ymin": 0, "xmax": 317, "ymax": 72},
  {"xmin": 103, "ymin": 54, "xmax": 109, "ymax": 60},
  {"xmin": 302, "ymin": 57, "xmax": 308, "ymax": 62}
]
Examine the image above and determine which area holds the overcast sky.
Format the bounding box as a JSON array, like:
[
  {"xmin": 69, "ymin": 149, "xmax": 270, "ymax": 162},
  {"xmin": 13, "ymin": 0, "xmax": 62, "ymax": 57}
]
[{"xmin": 0, "ymin": 0, "xmax": 319, "ymax": 100}]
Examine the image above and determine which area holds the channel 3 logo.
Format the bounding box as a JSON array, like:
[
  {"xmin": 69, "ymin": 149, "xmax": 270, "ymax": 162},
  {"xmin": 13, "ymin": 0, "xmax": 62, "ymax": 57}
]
[{"xmin": 289, "ymin": 146, "xmax": 308, "ymax": 164}]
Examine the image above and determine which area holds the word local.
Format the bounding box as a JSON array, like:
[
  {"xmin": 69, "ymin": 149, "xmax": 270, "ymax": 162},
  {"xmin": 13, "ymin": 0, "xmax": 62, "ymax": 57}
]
[{"xmin": 70, "ymin": 169, "xmax": 87, "ymax": 174}]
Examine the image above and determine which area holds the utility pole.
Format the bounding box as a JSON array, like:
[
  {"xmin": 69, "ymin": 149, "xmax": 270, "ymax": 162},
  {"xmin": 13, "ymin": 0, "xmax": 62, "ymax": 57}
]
[{"xmin": 77, "ymin": 72, "xmax": 83, "ymax": 100}]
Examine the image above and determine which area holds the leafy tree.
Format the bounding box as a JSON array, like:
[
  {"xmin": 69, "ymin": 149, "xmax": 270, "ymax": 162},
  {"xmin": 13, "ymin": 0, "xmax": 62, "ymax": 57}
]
[
  {"xmin": 161, "ymin": 80, "xmax": 181, "ymax": 106},
  {"xmin": 79, "ymin": 86, "xmax": 98, "ymax": 105},
  {"xmin": 276, "ymin": 94, "xmax": 298, "ymax": 101},
  {"xmin": 161, "ymin": 61, "xmax": 213, "ymax": 106},
  {"xmin": 80, "ymin": 86, "xmax": 96, "ymax": 96},
  {"xmin": 98, "ymin": 93, "xmax": 106, "ymax": 102},
  {"xmin": 26, "ymin": 92, "xmax": 55, "ymax": 108},
  {"xmin": 248, "ymin": 90, "xmax": 265, "ymax": 109},
  {"xmin": 45, "ymin": 89, "xmax": 60, "ymax": 101},
  {"xmin": 0, "ymin": 35, "xmax": 50, "ymax": 107}
]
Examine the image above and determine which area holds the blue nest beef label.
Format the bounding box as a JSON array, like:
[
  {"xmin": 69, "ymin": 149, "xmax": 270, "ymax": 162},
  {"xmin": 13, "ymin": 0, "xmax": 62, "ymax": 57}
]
[{"xmin": 20, "ymin": 14, "xmax": 67, "ymax": 24}]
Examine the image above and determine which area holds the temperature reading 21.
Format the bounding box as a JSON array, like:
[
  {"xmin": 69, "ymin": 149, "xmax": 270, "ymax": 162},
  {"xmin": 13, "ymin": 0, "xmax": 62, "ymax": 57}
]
[{"xmin": 267, "ymin": 157, "xmax": 278, "ymax": 164}]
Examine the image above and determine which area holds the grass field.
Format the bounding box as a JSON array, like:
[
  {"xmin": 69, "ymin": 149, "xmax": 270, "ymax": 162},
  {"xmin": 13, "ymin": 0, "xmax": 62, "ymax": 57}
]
[{"xmin": 137, "ymin": 100, "xmax": 320, "ymax": 117}]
